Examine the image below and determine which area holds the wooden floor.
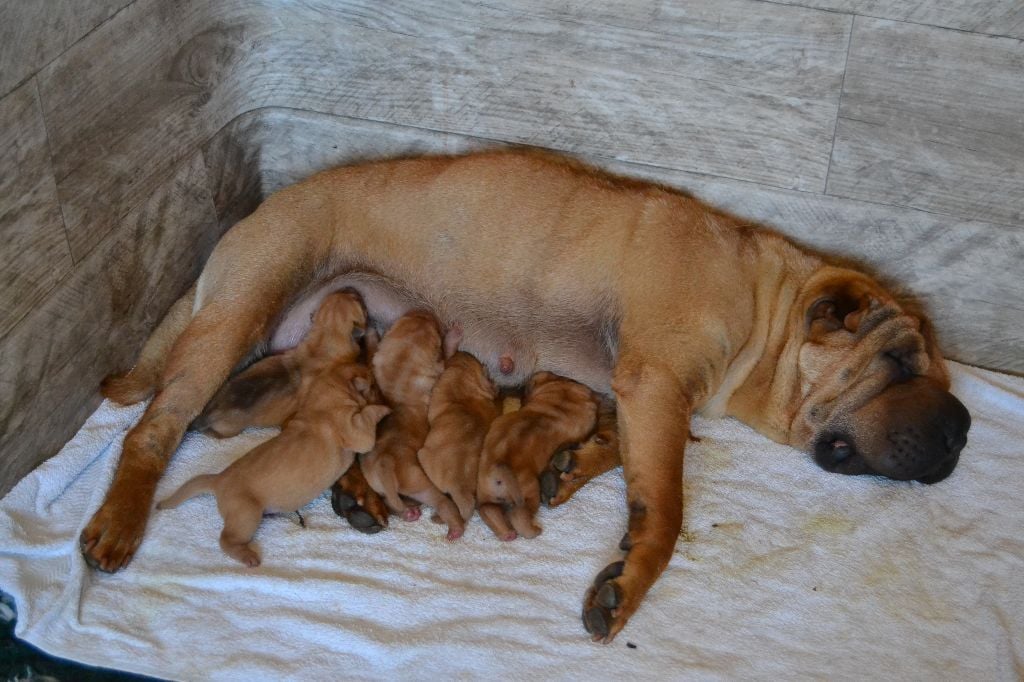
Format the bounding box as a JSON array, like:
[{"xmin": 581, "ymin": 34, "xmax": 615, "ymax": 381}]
[{"xmin": 1, "ymin": 0, "xmax": 1022, "ymax": 493}]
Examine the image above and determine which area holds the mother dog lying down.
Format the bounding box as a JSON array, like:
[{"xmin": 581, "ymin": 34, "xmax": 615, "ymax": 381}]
[{"xmin": 84, "ymin": 149, "xmax": 971, "ymax": 642}]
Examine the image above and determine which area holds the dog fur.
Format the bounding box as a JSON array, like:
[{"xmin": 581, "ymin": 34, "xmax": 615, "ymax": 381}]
[
  {"xmin": 417, "ymin": 351, "xmax": 500, "ymax": 522},
  {"xmin": 477, "ymin": 371, "xmax": 599, "ymax": 540},
  {"xmin": 89, "ymin": 149, "xmax": 970, "ymax": 642}
]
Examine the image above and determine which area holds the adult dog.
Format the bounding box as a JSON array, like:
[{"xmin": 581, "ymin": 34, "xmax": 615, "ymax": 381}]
[{"xmin": 83, "ymin": 150, "xmax": 970, "ymax": 642}]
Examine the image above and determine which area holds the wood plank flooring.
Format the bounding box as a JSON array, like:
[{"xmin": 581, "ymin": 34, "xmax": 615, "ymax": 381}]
[{"xmin": 1, "ymin": 0, "xmax": 1022, "ymax": 492}]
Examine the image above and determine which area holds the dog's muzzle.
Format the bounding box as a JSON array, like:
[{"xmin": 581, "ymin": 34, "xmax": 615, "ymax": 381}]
[{"xmin": 813, "ymin": 376, "xmax": 971, "ymax": 484}]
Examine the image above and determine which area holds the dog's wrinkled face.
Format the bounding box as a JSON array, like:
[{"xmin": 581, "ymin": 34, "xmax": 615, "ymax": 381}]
[{"xmin": 788, "ymin": 269, "xmax": 970, "ymax": 484}]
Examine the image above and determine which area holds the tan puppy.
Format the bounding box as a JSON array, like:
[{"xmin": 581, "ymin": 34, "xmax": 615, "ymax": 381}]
[
  {"xmin": 191, "ymin": 289, "xmax": 368, "ymax": 438},
  {"xmin": 417, "ymin": 351, "xmax": 500, "ymax": 522},
  {"xmin": 477, "ymin": 372, "xmax": 599, "ymax": 540},
  {"xmin": 359, "ymin": 311, "xmax": 466, "ymax": 540},
  {"xmin": 91, "ymin": 150, "xmax": 971, "ymax": 642},
  {"xmin": 158, "ymin": 361, "xmax": 389, "ymax": 566}
]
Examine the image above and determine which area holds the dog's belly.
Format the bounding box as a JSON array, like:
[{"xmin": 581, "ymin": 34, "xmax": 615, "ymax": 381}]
[{"xmin": 270, "ymin": 273, "xmax": 615, "ymax": 393}]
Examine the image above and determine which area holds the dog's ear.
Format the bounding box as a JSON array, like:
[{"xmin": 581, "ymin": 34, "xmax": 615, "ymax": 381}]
[
  {"xmin": 344, "ymin": 404, "xmax": 391, "ymax": 453},
  {"xmin": 803, "ymin": 270, "xmax": 887, "ymax": 340}
]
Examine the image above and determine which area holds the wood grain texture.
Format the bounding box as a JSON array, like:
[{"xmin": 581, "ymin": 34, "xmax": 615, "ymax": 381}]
[
  {"xmin": 0, "ymin": 0, "xmax": 132, "ymax": 97},
  {"xmin": 827, "ymin": 17, "xmax": 1024, "ymax": 227},
  {"xmin": 0, "ymin": 154, "xmax": 219, "ymax": 496},
  {"xmin": 203, "ymin": 108, "xmax": 1023, "ymax": 373},
  {"xmin": 771, "ymin": 0, "xmax": 1024, "ymax": 39},
  {"xmin": 0, "ymin": 80, "xmax": 73, "ymax": 340},
  {"xmin": 38, "ymin": 0, "xmax": 849, "ymax": 263}
]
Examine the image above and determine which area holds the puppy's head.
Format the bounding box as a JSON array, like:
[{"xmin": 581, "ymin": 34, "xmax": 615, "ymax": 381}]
[
  {"xmin": 372, "ymin": 310, "xmax": 445, "ymax": 403},
  {"xmin": 307, "ymin": 290, "xmax": 368, "ymax": 360},
  {"xmin": 785, "ymin": 267, "xmax": 970, "ymax": 483}
]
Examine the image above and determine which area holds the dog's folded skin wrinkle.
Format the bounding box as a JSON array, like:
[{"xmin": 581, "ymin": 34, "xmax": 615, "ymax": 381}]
[{"xmin": 88, "ymin": 149, "xmax": 971, "ymax": 641}]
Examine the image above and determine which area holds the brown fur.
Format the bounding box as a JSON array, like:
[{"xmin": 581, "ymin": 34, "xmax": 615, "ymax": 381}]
[
  {"xmin": 87, "ymin": 149, "xmax": 968, "ymax": 643},
  {"xmin": 190, "ymin": 290, "xmax": 368, "ymax": 437},
  {"xmin": 158, "ymin": 361, "xmax": 389, "ymax": 566},
  {"xmin": 358, "ymin": 311, "xmax": 466, "ymax": 540},
  {"xmin": 417, "ymin": 351, "xmax": 500, "ymax": 522},
  {"xmin": 477, "ymin": 372, "xmax": 599, "ymax": 539}
]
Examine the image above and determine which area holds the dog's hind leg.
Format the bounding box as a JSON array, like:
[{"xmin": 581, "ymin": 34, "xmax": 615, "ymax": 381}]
[
  {"xmin": 541, "ymin": 398, "xmax": 620, "ymax": 507},
  {"xmin": 81, "ymin": 206, "xmax": 315, "ymax": 572},
  {"xmin": 101, "ymin": 284, "xmax": 196, "ymax": 405}
]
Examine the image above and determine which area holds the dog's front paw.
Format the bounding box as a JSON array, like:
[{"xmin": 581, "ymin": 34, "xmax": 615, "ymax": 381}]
[
  {"xmin": 80, "ymin": 497, "xmax": 151, "ymax": 572},
  {"xmin": 582, "ymin": 560, "xmax": 630, "ymax": 643}
]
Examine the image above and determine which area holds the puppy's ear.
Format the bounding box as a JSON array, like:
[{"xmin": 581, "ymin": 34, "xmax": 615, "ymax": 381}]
[{"xmin": 344, "ymin": 405, "xmax": 391, "ymax": 453}]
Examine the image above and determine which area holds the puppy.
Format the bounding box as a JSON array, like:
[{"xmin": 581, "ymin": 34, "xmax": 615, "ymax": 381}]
[
  {"xmin": 417, "ymin": 351, "xmax": 500, "ymax": 522},
  {"xmin": 477, "ymin": 371, "xmax": 599, "ymax": 540},
  {"xmin": 158, "ymin": 361, "xmax": 390, "ymax": 566},
  {"xmin": 190, "ymin": 289, "xmax": 367, "ymax": 438},
  {"xmin": 359, "ymin": 311, "xmax": 466, "ymax": 540}
]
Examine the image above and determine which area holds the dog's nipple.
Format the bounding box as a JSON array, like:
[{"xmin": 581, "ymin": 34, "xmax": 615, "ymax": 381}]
[{"xmin": 499, "ymin": 355, "xmax": 515, "ymax": 375}]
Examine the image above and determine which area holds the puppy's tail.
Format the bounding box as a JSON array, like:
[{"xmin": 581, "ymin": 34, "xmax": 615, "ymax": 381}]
[
  {"xmin": 157, "ymin": 474, "xmax": 216, "ymax": 510},
  {"xmin": 485, "ymin": 464, "xmax": 524, "ymax": 507}
]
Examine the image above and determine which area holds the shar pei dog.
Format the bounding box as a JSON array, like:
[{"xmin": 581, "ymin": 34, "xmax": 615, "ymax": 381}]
[{"xmin": 83, "ymin": 150, "xmax": 970, "ymax": 642}]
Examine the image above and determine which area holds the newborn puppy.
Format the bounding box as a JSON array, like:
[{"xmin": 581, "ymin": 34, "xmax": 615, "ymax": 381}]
[
  {"xmin": 417, "ymin": 351, "xmax": 500, "ymax": 522},
  {"xmin": 158, "ymin": 361, "xmax": 390, "ymax": 566},
  {"xmin": 477, "ymin": 371, "xmax": 600, "ymax": 540},
  {"xmin": 190, "ymin": 289, "xmax": 367, "ymax": 438},
  {"xmin": 359, "ymin": 311, "xmax": 466, "ymax": 540}
]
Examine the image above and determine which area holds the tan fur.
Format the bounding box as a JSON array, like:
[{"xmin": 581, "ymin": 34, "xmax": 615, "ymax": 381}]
[
  {"xmin": 358, "ymin": 311, "xmax": 466, "ymax": 540},
  {"xmin": 477, "ymin": 372, "xmax": 599, "ymax": 539},
  {"xmin": 158, "ymin": 360, "xmax": 389, "ymax": 566},
  {"xmin": 417, "ymin": 352, "xmax": 500, "ymax": 522},
  {"xmin": 85, "ymin": 149, "xmax": 966, "ymax": 643},
  {"xmin": 191, "ymin": 290, "xmax": 368, "ymax": 437}
]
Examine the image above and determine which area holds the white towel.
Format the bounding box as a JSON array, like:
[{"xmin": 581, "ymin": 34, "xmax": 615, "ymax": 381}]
[{"xmin": 1, "ymin": 362, "xmax": 1021, "ymax": 681}]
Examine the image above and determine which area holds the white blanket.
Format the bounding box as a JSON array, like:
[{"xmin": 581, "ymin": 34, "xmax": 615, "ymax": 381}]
[{"xmin": 1, "ymin": 362, "xmax": 1021, "ymax": 681}]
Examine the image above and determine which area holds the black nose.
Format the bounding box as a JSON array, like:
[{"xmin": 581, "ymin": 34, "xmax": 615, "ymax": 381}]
[{"xmin": 915, "ymin": 392, "xmax": 971, "ymax": 484}]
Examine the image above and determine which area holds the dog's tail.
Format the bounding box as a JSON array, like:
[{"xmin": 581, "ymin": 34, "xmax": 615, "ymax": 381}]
[
  {"xmin": 157, "ymin": 474, "xmax": 216, "ymax": 510},
  {"xmin": 101, "ymin": 284, "xmax": 196, "ymax": 405},
  {"xmin": 483, "ymin": 463, "xmax": 524, "ymax": 507}
]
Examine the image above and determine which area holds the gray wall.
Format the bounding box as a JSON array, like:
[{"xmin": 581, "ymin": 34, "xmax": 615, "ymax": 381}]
[{"xmin": 2, "ymin": 0, "xmax": 1022, "ymax": 493}]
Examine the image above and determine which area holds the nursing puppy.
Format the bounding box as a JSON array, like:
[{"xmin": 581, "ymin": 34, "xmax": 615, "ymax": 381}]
[
  {"xmin": 158, "ymin": 360, "xmax": 389, "ymax": 566},
  {"xmin": 417, "ymin": 351, "xmax": 500, "ymax": 522},
  {"xmin": 359, "ymin": 311, "xmax": 466, "ymax": 540},
  {"xmin": 477, "ymin": 372, "xmax": 599, "ymax": 540},
  {"xmin": 191, "ymin": 290, "xmax": 368, "ymax": 438}
]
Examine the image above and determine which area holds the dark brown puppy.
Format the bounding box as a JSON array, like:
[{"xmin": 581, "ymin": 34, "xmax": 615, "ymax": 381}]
[
  {"xmin": 477, "ymin": 372, "xmax": 599, "ymax": 540},
  {"xmin": 91, "ymin": 150, "xmax": 970, "ymax": 642},
  {"xmin": 189, "ymin": 290, "xmax": 367, "ymax": 438}
]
